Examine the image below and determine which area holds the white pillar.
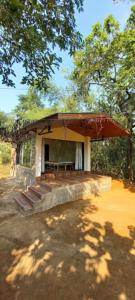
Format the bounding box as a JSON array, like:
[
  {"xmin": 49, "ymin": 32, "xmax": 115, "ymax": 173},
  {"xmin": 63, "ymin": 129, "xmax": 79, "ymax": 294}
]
[
  {"xmin": 84, "ymin": 136, "xmax": 91, "ymax": 171},
  {"xmin": 35, "ymin": 134, "xmax": 42, "ymax": 177},
  {"xmin": 20, "ymin": 143, "xmax": 24, "ymax": 165}
]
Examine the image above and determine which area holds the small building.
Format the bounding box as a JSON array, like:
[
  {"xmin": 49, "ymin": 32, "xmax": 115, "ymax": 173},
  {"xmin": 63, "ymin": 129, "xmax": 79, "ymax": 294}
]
[{"xmin": 12, "ymin": 112, "xmax": 129, "ymax": 186}]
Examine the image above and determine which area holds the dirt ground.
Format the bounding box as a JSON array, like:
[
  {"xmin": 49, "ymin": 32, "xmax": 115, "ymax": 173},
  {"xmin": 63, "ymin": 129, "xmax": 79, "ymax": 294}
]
[
  {"xmin": 0, "ymin": 178, "xmax": 135, "ymax": 300},
  {"xmin": 0, "ymin": 164, "xmax": 10, "ymax": 178}
]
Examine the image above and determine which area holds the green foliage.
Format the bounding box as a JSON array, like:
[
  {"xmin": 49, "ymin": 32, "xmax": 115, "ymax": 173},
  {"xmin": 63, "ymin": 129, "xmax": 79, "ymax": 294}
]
[
  {"xmin": 14, "ymin": 84, "xmax": 62, "ymax": 122},
  {"xmin": 0, "ymin": 142, "xmax": 11, "ymax": 164},
  {"xmin": 91, "ymin": 138, "xmax": 128, "ymax": 178},
  {"xmin": 15, "ymin": 87, "xmax": 44, "ymax": 113},
  {"xmin": 0, "ymin": 0, "xmax": 83, "ymax": 88},
  {"xmin": 42, "ymin": 81, "xmax": 68, "ymax": 112},
  {"xmin": 22, "ymin": 139, "xmax": 32, "ymax": 168},
  {"xmin": 0, "ymin": 111, "xmax": 7, "ymax": 127},
  {"xmin": 20, "ymin": 107, "xmax": 55, "ymax": 122},
  {"xmin": 0, "ymin": 111, "xmax": 14, "ymax": 165},
  {"xmin": 14, "ymin": 87, "xmax": 44, "ymax": 120},
  {"xmin": 126, "ymin": 5, "xmax": 135, "ymax": 29},
  {"xmin": 13, "ymin": 81, "xmax": 96, "ymax": 124},
  {"xmin": 72, "ymin": 10, "xmax": 135, "ymax": 110},
  {"xmin": 0, "ymin": 110, "xmax": 14, "ymax": 130},
  {"xmin": 62, "ymin": 93, "xmax": 80, "ymax": 112},
  {"xmin": 72, "ymin": 6, "xmax": 135, "ymax": 179}
]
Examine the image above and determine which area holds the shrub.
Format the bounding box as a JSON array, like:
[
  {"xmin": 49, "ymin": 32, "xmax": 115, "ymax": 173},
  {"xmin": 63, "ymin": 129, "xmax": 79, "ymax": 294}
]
[{"xmin": 0, "ymin": 142, "xmax": 11, "ymax": 165}]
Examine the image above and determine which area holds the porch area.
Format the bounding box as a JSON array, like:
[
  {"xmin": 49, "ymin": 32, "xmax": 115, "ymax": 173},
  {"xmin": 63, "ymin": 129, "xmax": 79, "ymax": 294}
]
[{"xmin": 15, "ymin": 171, "xmax": 112, "ymax": 212}]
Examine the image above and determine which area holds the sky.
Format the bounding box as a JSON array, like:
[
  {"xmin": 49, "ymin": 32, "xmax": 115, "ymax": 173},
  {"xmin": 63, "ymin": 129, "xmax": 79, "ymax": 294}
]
[{"xmin": 0, "ymin": 0, "xmax": 132, "ymax": 113}]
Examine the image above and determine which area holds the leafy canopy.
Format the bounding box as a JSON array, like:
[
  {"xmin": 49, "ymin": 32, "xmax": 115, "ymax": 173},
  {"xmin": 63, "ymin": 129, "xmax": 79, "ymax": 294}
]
[
  {"xmin": 0, "ymin": 110, "xmax": 14, "ymax": 129},
  {"xmin": 0, "ymin": 0, "xmax": 83, "ymax": 88},
  {"xmin": 0, "ymin": 111, "xmax": 8, "ymax": 127},
  {"xmin": 14, "ymin": 85, "xmax": 57, "ymax": 121},
  {"xmin": 72, "ymin": 6, "xmax": 135, "ymax": 115},
  {"xmin": 72, "ymin": 5, "xmax": 135, "ymax": 179},
  {"xmin": 14, "ymin": 87, "xmax": 44, "ymax": 113}
]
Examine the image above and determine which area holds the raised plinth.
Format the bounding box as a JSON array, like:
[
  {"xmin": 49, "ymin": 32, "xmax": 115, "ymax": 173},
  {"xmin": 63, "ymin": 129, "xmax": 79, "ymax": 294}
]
[{"xmin": 15, "ymin": 172, "xmax": 112, "ymax": 214}]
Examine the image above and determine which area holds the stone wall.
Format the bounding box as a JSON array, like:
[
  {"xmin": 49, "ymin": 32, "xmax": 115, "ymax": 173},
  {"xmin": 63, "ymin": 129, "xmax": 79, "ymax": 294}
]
[
  {"xmin": 16, "ymin": 136, "xmax": 36, "ymax": 186},
  {"xmin": 16, "ymin": 165, "xmax": 36, "ymax": 186}
]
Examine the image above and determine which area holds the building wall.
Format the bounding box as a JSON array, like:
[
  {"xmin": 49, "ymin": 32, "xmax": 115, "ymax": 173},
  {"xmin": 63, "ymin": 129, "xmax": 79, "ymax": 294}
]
[{"xmin": 40, "ymin": 126, "xmax": 86, "ymax": 142}]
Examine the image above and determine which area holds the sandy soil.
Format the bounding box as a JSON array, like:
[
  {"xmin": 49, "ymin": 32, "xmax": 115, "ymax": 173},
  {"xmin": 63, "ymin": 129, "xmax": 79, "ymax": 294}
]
[
  {"xmin": 0, "ymin": 179, "xmax": 135, "ymax": 300},
  {"xmin": 0, "ymin": 164, "xmax": 10, "ymax": 178}
]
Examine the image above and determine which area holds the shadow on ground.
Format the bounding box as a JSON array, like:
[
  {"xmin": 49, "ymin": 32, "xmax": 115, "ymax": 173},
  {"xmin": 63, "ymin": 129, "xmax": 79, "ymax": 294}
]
[
  {"xmin": 123, "ymin": 180, "xmax": 135, "ymax": 193},
  {"xmin": 0, "ymin": 198, "xmax": 135, "ymax": 300}
]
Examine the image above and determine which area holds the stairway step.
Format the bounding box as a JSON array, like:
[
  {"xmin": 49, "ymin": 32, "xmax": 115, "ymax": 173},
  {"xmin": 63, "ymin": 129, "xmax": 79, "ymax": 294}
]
[
  {"xmin": 26, "ymin": 189, "xmax": 40, "ymax": 200},
  {"xmin": 15, "ymin": 194, "xmax": 33, "ymax": 211},
  {"xmin": 22, "ymin": 191, "xmax": 40, "ymax": 206},
  {"xmin": 28, "ymin": 186, "xmax": 45, "ymax": 199}
]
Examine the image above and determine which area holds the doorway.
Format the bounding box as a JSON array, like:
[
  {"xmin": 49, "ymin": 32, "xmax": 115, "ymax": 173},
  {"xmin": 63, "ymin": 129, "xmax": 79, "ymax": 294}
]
[
  {"xmin": 44, "ymin": 144, "xmax": 50, "ymax": 171},
  {"xmin": 44, "ymin": 144, "xmax": 49, "ymax": 162}
]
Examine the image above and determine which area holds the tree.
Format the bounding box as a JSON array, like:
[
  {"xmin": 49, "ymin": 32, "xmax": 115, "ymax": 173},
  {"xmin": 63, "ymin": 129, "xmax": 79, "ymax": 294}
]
[
  {"xmin": 15, "ymin": 87, "xmax": 43, "ymax": 113},
  {"xmin": 14, "ymin": 82, "xmax": 68, "ymax": 121},
  {"xmin": 14, "ymin": 86, "xmax": 55, "ymax": 121},
  {"xmin": 0, "ymin": 111, "xmax": 8, "ymax": 127},
  {"xmin": 43, "ymin": 81, "xmax": 63, "ymax": 110},
  {"xmin": 72, "ymin": 6, "xmax": 135, "ymax": 179},
  {"xmin": 0, "ymin": 111, "xmax": 13, "ymax": 165},
  {"xmin": 0, "ymin": 110, "xmax": 14, "ymax": 129},
  {"xmin": 0, "ymin": 0, "xmax": 83, "ymax": 88},
  {"xmin": 62, "ymin": 85, "xmax": 96, "ymax": 112}
]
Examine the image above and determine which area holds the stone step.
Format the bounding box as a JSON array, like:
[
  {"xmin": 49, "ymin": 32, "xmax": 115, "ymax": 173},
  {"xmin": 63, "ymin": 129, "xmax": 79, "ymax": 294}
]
[
  {"xmin": 28, "ymin": 186, "xmax": 50, "ymax": 199},
  {"xmin": 22, "ymin": 191, "xmax": 40, "ymax": 206},
  {"xmin": 28, "ymin": 186, "xmax": 43, "ymax": 199},
  {"xmin": 15, "ymin": 194, "xmax": 33, "ymax": 211},
  {"xmin": 26, "ymin": 189, "xmax": 41, "ymax": 200}
]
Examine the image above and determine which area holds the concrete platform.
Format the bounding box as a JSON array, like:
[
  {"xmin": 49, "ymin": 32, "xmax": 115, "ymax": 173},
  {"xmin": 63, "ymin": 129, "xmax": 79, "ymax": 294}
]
[{"xmin": 15, "ymin": 172, "xmax": 112, "ymax": 213}]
